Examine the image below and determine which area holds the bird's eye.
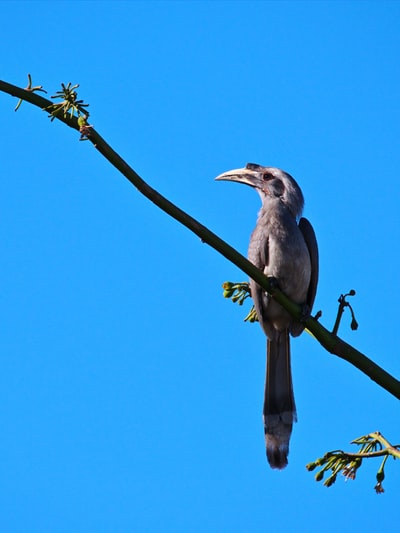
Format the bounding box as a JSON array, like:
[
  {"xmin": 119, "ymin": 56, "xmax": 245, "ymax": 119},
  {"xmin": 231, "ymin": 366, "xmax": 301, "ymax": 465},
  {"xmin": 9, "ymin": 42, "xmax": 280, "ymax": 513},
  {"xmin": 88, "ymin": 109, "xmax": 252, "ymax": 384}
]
[{"xmin": 263, "ymin": 173, "xmax": 274, "ymax": 181}]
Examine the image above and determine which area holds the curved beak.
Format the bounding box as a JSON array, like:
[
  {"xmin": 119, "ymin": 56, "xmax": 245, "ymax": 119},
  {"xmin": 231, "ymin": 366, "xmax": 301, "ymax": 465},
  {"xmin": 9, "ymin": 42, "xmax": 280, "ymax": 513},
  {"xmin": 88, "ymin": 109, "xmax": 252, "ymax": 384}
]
[{"xmin": 215, "ymin": 166, "xmax": 264, "ymax": 189}]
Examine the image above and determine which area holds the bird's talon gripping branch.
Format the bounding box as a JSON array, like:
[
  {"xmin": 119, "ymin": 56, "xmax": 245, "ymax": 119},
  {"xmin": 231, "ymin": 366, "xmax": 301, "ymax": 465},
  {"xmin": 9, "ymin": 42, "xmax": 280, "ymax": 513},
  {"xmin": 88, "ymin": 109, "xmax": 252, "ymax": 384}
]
[
  {"xmin": 298, "ymin": 303, "xmax": 311, "ymax": 323},
  {"xmin": 267, "ymin": 276, "xmax": 279, "ymax": 292}
]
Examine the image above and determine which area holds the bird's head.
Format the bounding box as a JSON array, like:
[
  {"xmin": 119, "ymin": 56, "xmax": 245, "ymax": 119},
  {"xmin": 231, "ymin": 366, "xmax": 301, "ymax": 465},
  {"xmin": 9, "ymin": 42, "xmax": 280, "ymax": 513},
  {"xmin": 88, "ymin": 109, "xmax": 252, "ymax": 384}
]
[{"xmin": 215, "ymin": 163, "xmax": 304, "ymax": 219}]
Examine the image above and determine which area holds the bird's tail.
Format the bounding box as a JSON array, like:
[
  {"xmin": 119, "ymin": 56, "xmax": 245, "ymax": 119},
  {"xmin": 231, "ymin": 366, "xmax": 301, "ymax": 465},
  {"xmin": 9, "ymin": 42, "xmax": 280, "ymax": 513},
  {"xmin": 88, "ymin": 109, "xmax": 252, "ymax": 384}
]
[{"xmin": 264, "ymin": 330, "xmax": 297, "ymax": 469}]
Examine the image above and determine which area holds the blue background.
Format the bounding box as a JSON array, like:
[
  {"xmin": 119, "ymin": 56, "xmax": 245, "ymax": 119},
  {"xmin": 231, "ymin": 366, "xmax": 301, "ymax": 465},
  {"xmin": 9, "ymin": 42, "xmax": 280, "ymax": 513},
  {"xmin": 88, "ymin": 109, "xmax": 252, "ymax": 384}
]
[{"xmin": 1, "ymin": 1, "xmax": 400, "ymax": 531}]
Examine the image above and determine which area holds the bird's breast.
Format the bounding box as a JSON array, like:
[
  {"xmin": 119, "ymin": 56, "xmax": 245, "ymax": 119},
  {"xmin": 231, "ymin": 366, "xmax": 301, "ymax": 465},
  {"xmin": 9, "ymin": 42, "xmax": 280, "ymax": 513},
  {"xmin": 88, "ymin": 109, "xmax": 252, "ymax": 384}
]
[{"xmin": 250, "ymin": 209, "xmax": 311, "ymax": 286}]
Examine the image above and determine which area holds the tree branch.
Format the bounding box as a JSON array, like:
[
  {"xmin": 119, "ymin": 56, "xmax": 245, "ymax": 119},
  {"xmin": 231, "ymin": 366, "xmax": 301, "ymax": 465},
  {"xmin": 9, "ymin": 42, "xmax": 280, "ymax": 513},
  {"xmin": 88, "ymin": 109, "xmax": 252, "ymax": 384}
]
[
  {"xmin": 306, "ymin": 431, "xmax": 400, "ymax": 492},
  {"xmin": 1, "ymin": 78, "xmax": 399, "ymax": 400}
]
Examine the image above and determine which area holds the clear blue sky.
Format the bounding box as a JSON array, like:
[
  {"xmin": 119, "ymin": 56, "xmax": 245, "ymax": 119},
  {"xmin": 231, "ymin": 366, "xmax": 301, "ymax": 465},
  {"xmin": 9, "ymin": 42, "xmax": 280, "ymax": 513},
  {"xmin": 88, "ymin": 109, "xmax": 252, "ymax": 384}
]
[{"xmin": 1, "ymin": 1, "xmax": 400, "ymax": 531}]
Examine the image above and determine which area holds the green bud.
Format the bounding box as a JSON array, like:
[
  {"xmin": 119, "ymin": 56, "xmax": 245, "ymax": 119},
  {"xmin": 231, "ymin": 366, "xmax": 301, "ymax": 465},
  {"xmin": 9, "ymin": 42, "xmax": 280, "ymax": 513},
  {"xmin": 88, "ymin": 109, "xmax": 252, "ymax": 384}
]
[
  {"xmin": 324, "ymin": 474, "xmax": 337, "ymax": 487},
  {"xmin": 315, "ymin": 470, "xmax": 324, "ymax": 482},
  {"xmin": 223, "ymin": 290, "xmax": 234, "ymax": 298},
  {"xmin": 376, "ymin": 468, "xmax": 385, "ymax": 484}
]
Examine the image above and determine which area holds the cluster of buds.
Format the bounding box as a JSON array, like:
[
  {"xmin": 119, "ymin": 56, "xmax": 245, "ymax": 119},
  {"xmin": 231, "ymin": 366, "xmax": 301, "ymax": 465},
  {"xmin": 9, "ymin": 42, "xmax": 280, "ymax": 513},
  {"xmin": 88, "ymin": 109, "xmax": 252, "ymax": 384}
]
[
  {"xmin": 306, "ymin": 432, "xmax": 395, "ymax": 493},
  {"xmin": 306, "ymin": 452, "xmax": 362, "ymax": 488},
  {"xmin": 46, "ymin": 82, "xmax": 90, "ymax": 121},
  {"xmin": 221, "ymin": 281, "xmax": 258, "ymax": 323}
]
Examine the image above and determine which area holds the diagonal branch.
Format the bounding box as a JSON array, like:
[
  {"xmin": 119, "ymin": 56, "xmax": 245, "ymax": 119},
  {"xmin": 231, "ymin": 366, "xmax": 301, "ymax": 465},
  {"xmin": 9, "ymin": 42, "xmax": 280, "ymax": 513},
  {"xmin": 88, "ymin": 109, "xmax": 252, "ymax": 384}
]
[{"xmin": 1, "ymin": 78, "xmax": 400, "ymax": 400}]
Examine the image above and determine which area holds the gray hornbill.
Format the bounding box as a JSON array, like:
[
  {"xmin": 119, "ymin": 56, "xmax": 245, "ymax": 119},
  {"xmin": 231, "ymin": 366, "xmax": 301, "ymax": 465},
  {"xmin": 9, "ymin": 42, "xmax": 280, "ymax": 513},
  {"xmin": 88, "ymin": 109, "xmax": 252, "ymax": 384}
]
[{"xmin": 216, "ymin": 163, "xmax": 318, "ymax": 469}]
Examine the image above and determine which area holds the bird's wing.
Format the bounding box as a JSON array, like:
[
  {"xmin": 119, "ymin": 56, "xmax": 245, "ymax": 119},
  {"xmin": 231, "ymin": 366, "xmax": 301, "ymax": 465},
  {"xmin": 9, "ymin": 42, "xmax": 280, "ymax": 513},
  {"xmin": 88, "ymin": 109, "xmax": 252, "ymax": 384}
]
[
  {"xmin": 248, "ymin": 230, "xmax": 274, "ymax": 336},
  {"xmin": 261, "ymin": 234, "xmax": 269, "ymax": 270},
  {"xmin": 298, "ymin": 217, "xmax": 319, "ymax": 310}
]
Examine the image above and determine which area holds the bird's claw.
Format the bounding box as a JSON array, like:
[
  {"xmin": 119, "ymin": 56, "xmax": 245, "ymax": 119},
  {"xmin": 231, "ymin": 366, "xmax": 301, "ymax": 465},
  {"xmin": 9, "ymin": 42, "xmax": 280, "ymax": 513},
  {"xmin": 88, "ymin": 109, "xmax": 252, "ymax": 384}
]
[
  {"xmin": 299, "ymin": 303, "xmax": 311, "ymax": 324},
  {"xmin": 267, "ymin": 276, "xmax": 279, "ymax": 291}
]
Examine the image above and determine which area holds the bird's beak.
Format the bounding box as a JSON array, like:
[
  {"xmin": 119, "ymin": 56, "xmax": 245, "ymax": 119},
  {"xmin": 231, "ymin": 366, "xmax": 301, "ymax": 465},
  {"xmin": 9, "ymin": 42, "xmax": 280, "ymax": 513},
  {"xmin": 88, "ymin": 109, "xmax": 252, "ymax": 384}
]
[{"xmin": 215, "ymin": 166, "xmax": 263, "ymax": 189}]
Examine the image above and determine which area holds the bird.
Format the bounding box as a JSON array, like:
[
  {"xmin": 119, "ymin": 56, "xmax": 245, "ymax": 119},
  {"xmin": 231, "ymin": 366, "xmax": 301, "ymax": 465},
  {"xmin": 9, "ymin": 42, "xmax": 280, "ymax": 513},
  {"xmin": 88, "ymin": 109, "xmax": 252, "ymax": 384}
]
[{"xmin": 215, "ymin": 163, "xmax": 318, "ymax": 469}]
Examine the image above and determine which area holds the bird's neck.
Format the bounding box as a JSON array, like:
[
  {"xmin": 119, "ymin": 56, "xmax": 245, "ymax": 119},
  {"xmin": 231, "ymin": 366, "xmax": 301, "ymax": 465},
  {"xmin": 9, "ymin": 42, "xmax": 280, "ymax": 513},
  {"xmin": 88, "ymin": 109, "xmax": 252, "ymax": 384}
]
[{"xmin": 259, "ymin": 198, "xmax": 298, "ymax": 222}]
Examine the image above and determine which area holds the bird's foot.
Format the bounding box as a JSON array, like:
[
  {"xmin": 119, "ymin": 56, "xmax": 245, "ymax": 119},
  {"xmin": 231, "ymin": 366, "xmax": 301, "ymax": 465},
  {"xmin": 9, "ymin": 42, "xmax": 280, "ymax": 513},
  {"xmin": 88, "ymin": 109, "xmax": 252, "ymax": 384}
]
[
  {"xmin": 299, "ymin": 303, "xmax": 311, "ymax": 324},
  {"xmin": 267, "ymin": 276, "xmax": 280, "ymax": 291}
]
